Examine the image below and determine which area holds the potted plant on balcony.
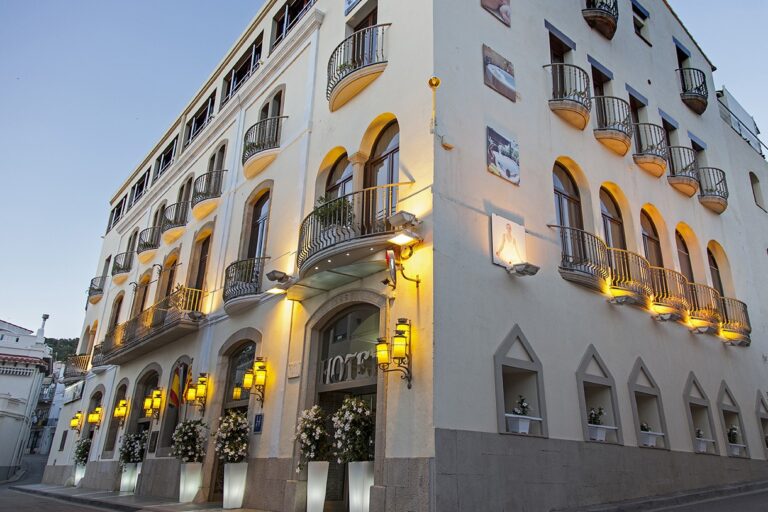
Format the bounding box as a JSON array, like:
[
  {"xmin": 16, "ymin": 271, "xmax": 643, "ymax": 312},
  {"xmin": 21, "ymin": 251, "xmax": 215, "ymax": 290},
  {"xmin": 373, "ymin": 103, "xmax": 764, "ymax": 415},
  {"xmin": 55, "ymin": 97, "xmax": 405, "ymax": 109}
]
[
  {"xmin": 172, "ymin": 419, "xmax": 208, "ymax": 503},
  {"xmin": 727, "ymin": 425, "xmax": 743, "ymax": 456},
  {"xmin": 118, "ymin": 431, "xmax": 147, "ymax": 493},
  {"xmin": 296, "ymin": 405, "xmax": 331, "ymax": 512},
  {"xmin": 587, "ymin": 406, "xmax": 608, "ymax": 442},
  {"xmin": 694, "ymin": 427, "xmax": 709, "ymax": 453},
  {"xmin": 314, "ymin": 194, "xmax": 355, "ymax": 240},
  {"xmin": 73, "ymin": 438, "xmax": 91, "ymax": 486},
  {"xmin": 506, "ymin": 395, "xmax": 535, "ymax": 434},
  {"xmin": 332, "ymin": 397, "xmax": 374, "ymax": 512},
  {"xmin": 214, "ymin": 411, "xmax": 249, "ymax": 509},
  {"xmin": 639, "ymin": 422, "xmax": 663, "ymax": 448}
]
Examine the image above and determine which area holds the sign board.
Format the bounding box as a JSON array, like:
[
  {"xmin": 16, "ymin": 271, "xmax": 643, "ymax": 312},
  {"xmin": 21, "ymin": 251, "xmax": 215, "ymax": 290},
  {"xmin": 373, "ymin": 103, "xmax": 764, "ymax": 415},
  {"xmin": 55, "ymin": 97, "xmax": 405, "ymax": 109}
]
[
  {"xmin": 491, "ymin": 214, "xmax": 526, "ymax": 269},
  {"xmin": 344, "ymin": 0, "xmax": 363, "ymax": 15},
  {"xmin": 320, "ymin": 350, "xmax": 376, "ymax": 387},
  {"xmin": 63, "ymin": 380, "xmax": 84, "ymax": 404},
  {"xmin": 253, "ymin": 413, "xmax": 264, "ymax": 434}
]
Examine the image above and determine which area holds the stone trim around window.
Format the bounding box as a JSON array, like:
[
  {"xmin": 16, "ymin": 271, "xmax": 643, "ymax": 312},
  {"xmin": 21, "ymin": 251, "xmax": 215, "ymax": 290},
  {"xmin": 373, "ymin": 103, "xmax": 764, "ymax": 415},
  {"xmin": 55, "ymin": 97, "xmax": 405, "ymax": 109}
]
[
  {"xmin": 683, "ymin": 372, "xmax": 720, "ymax": 456},
  {"xmin": 717, "ymin": 381, "xmax": 750, "ymax": 458},
  {"xmin": 627, "ymin": 357, "xmax": 670, "ymax": 450},
  {"xmin": 575, "ymin": 344, "xmax": 623, "ymax": 445}
]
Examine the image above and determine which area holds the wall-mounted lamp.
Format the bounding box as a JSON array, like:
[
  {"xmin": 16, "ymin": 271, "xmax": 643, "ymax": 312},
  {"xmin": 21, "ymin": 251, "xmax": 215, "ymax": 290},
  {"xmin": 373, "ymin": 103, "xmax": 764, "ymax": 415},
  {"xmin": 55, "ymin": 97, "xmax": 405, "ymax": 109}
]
[
  {"xmin": 87, "ymin": 406, "xmax": 102, "ymax": 429},
  {"xmin": 113, "ymin": 399, "xmax": 128, "ymax": 427},
  {"xmin": 236, "ymin": 357, "xmax": 268, "ymax": 405},
  {"xmin": 185, "ymin": 373, "xmax": 209, "ymax": 413},
  {"xmin": 69, "ymin": 411, "xmax": 83, "ymax": 433},
  {"xmin": 376, "ymin": 318, "xmax": 413, "ymax": 389},
  {"xmin": 143, "ymin": 389, "xmax": 162, "ymax": 420},
  {"xmin": 388, "ymin": 211, "xmax": 423, "ymax": 258},
  {"xmin": 506, "ymin": 263, "xmax": 540, "ymax": 277},
  {"xmin": 266, "ymin": 270, "xmax": 293, "ymax": 294}
]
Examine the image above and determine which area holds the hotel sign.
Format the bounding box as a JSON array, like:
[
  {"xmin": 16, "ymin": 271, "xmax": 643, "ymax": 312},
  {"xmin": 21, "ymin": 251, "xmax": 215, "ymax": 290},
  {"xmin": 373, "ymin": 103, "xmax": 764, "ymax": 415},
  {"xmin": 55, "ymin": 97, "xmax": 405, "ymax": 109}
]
[
  {"xmin": 344, "ymin": 0, "xmax": 362, "ymax": 15},
  {"xmin": 320, "ymin": 349, "xmax": 376, "ymax": 386}
]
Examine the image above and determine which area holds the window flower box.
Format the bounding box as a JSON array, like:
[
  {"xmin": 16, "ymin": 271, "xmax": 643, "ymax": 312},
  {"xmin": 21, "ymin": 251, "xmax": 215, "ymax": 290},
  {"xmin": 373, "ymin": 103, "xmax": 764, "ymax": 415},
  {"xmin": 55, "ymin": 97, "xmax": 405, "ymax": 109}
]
[
  {"xmin": 695, "ymin": 438, "xmax": 715, "ymax": 453},
  {"xmin": 728, "ymin": 443, "xmax": 746, "ymax": 457},
  {"xmin": 639, "ymin": 431, "xmax": 665, "ymax": 448},
  {"xmin": 504, "ymin": 414, "xmax": 542, "ymax": 435},
  {"xmin": 588, "ymin": 424, "xmax": 617, "ymax": 442}
]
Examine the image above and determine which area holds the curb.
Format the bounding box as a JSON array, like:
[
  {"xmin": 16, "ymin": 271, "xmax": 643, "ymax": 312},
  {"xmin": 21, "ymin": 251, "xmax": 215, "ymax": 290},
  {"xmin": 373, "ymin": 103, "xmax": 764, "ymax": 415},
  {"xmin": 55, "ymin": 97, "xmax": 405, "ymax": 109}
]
[
  {"xmin": 0, "ymin": 468, "xmax": 26, "ymax": 486},
  {"xmin": 10, "ymin": 485, "xmax": 142, "ymax": 512}
]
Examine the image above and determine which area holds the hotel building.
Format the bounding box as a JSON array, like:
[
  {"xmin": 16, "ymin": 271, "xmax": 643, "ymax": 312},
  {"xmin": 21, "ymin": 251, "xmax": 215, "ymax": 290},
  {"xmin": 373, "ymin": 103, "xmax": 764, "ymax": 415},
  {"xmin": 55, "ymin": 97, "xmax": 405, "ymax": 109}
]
[{"xmin": 45, "ymin": 0, "xmax": 768, "ymax": 510}]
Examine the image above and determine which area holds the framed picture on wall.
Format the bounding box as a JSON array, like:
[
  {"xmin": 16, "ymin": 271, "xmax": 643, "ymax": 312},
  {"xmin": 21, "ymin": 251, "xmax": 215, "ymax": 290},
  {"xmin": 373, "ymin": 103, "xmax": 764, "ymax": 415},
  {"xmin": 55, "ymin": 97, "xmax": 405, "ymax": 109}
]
[
  {"xmin": 481, "ymin": 0, "xmax": 511, "ymax": 26},
  {"xmin": 483, "ymin": 45, "xmax": 517, "ymax": 102},
  {"xmin": 491, "ymin": 214, "xmax": 526, "ymax": 269},
  {"xmin": 486, "ymin": 126, "xmax": 520, "ymax": 185}
]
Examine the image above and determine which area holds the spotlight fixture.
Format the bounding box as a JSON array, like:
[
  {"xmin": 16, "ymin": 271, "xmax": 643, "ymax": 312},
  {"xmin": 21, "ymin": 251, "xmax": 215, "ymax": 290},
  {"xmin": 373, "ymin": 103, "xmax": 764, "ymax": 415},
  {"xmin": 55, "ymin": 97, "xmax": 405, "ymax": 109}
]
[{"xmin": 506, "ymin": 263, "xmax": 540, "ymax": 277}]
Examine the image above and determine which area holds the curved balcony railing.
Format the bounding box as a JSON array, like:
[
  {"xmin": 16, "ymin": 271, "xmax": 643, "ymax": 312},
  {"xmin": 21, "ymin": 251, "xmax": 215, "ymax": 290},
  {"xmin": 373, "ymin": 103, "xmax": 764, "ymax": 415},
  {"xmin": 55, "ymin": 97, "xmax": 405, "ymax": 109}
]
[
  {"xmin": 593, "ymin": 96, "xmax": 633, "ymax": 136},
  {"xmin": 160, "ymin": 202, "xmax": 189, "ymax": 233},
  {"xmin": 586, "ymin": 0, "xmax": 619, "ymax": 17},
  {"xmin": 543, "ymin": 63, "xmax": 592, "ymax": 110},
  {"xmin": 90, "ymin": 344, "xmax": 105, "ymax": 367},
  {"xmin": 192, "ymin": 170, "xmax": 226, "ymax": 208},
  {"xmin": 677, "ymin": 68, "xmax": 708, "ymax": 99},
  {"xmin": 697, "ymin": 167, "xmax": 729, "ymax": 200},
  {"xmin": 650, "ymin": 267, "xmax": 691, "ymax": 313},
  {"xmin": 667, "ymin": 146, "xmax": 698, "ymax": 181},
  {"xmin": 112, "ymin": 252, "xmax": 133, "ymax": 276},
  {"xmin": 550, "ymin": 225, "xmax": 610, "ymax": 285},
  {"xmin": 63, "ymin": 354, "xmax": 90, "ymax": 380},
  {"xmin": 607, "ymin": 248, "xmax": 652, "ymax": 301},
  {"xmin": 689, "ymin": 283, "xmax": 722, "ymax": 326},
  {"xmin": 223, "ymin": 257, "xmax": 269, "ymax": 303},
  {"xmin": 327, "ymin": 24, "xmax": 391, "ymax": 101},
  {"xmin": 297, "ymin": 183, "xmax": 403, "ymax": 270},
  {"xmin": 88, "ymin": 276, "xmax": 106, "ymax": 298},
  {"xmin": 137, "ymin": 227, "xmax": 161, "ymax": 254},
  {"xmin": 242, "ymin": 116, "xmax": 286, "ymax": 164},
  {"xmin": 633, "ymin": 123, "xmax": 668, "ymax": 160},
  {"xmin": 721, "ymin": 297, "xmax": 751, "ymax": 342}
]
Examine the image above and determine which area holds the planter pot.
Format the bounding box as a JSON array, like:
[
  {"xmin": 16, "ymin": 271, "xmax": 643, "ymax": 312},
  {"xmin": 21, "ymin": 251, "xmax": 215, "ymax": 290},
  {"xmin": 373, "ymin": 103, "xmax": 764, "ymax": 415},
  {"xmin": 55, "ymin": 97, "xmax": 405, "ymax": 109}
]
[
  {"xmin": 120, "ymin": 462, "xmax": 142, "ymax": 493},
  {"xmin": 728, "ymin": 443, "xmax": 745, "ymax": 457},
  {"xmin": 73, "ymin": 464, "xmax": 86, "ymax": 487},
  {"xmin": 179, "ymin": 462, "xmax": 203, "ymax": 503},
  {"xmin": 640, "ymin": 431, "xmax": 664, "ymax": 448},
  {"xmin": 695, "ymin": 439, "xmax": 710, "ymax": 453},
  {"xmin": 307, "ymin": 461, "xmax": 330, "ymax": 512},
  {"xmin": 348, "ymin": 461, "xmax": 374, "ymax": 512},
  {"xmin": 223, "ymin": 462, "xmax": 248, "ymax": 509},
  {"xmin": 588, "ymin": 425, "xmax": 607, "ymax": 442},
  {"xmin": 507, "ymin": 416, "xmax": 531, "ymax": 434}
]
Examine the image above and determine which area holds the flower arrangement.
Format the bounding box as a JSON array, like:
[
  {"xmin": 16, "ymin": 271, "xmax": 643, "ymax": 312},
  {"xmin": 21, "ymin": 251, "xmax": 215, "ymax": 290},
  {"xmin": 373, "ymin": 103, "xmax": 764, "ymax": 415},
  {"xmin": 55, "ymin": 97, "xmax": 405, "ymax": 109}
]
[
  {"xmin": 695, "ymin": 428, "xmax": 704, "ymax": 439},
  {"xmin": 640, "ymin": 422, "xmax": 652, "ymax": 432},
  {"xmin": 587, "ymin": 406, "xmax": 605, "ymax": 426},
  {"xmin": 119, "ymin": 431, "xmax": 148, "ymax": 466},
  {"xmin": 727, "ymin": 425, "xmax": 739, "ymax": 444},
  {"xmin": 331, "ymin": 397, "xmax": 374, "ymax": 464},
  {"xmin": 214, "ymin": 411, "xmax": 249, "ymax": 463},
  {"xmin": 314, "ymin": 194, "xmax": 354, "ymax": 228},
  {"xmin": 74, "ymin": 438, "xmax": 91, "ymax": 466},
  {"xmin": 511, "ymin": 395, "xmax": 529, "ymax": 416},
  {"xmin": 172, "ymin": 419, "xmax": 208, "ymax": 463},
  {"xmin": 295, "ymin": 406, "xmax": 330, "ymax": 472}
]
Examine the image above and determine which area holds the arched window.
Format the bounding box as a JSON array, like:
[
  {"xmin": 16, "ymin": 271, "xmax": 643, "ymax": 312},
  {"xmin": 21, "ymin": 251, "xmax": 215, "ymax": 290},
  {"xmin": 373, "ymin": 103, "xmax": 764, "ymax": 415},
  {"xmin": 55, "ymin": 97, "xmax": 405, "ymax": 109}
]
[
  {"xmin": 224, "ymin": 343, "xmax": 256, "ymax": 411},
  {"xmin": 108, "ymin": 294, "xmax": 124, "ymax": 331},
  {"xmin": 130, "ymin": 273, "xmax": 152, "ymax": 318},
  {"xmin": 247, "ymin": 192, "xmax": 270, "ymax": 260},
  {"xmin": 553, "ymin": 164, "xmax": 583, "ymax": 229},
  {"xmin": 600, "ymin": 188, "xmax": 626, "ymax": 249},
  {"xmin": 103, "ymin": 383, "xmax": 127, "ymax": 454},
  {"xmin": 641, "ymin": 211, "xmax": 663, "ymax": 267},
  {"xmin": 84, "ymin": 391, "xmax": 103, "ymax": 440},
  {"xmin": 178, "ymin": 176, "xmax": 194, "ymax": 204},
  {"xmin": 129, "ymin": 369, "xmax": 159, "ymax": 435},
  {"xmin": 208, "ymin": 144, "xmax": 227, "ymax": 172},
  {"xmin": 190, "ymin": 234, "xmax": 212, "ymax": 291},
  {"xmin": 260, "ymin": 90, "xmax": 283, "ymax": 120},
  {"xmin": 126, "ymin": 229, "xmax": 139, "ymax": 253},
  {"xmin": 366, "ymin": 121, "xmax": 399, "ymax": 189},
  {"xmin": 676, "ymin": 231, "xmax": 694, "ymax": 282},
  {"xmin": 325, "ymin": 155, "xmax": 353, "ymax": 199},
  {"xmin": 156, "ymin": 253, "xmax": 178, "ymax": 301},
  {"xmin": 707, "ymin": 248, "xmax": 724, "ymax": 296},
  {"xmin": 750, "ymin": 172, "xmax": 765, "ymax": 211},
  {"xmin": 152, "ymin": 203, "xmax": 166, "ymax": 228},
  {"xmin": 159, "ymin": 361, "xmax": 190, "ymax": 450}
]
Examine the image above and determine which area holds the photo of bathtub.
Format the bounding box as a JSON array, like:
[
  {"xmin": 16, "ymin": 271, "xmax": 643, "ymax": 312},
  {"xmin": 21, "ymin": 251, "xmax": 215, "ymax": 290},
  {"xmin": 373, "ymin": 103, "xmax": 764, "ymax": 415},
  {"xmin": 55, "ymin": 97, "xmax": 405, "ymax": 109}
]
[
  {"xmin": 481, "ymin": 0, "xmax": 511, "ymax": 26},
  {"xmin": 487, "ymin": 126, "xmax": 520, "ymax": 185},
  {"xmin": 483, "ymin": 44, "xmax": 516, "ymax": 102}
]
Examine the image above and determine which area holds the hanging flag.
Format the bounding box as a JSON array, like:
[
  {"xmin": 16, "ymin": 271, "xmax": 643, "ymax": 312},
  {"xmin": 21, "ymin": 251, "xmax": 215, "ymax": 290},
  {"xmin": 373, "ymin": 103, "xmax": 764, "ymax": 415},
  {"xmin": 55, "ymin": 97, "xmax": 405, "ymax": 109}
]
[
  {"xmin": 170, "ymin": 366, "xmax": 181, "ymax": 408},
  {"xmin": 182, "ymin": 364, "xmax": 193, "ymax": 404}
]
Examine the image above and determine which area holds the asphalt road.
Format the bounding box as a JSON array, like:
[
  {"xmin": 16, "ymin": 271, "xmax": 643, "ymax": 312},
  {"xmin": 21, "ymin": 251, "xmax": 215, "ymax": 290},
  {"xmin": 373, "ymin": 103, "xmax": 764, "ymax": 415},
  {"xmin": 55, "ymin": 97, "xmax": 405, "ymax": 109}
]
[{"xmin": 654, "ymin": 489, "xmax": 768, "ymax": 511}]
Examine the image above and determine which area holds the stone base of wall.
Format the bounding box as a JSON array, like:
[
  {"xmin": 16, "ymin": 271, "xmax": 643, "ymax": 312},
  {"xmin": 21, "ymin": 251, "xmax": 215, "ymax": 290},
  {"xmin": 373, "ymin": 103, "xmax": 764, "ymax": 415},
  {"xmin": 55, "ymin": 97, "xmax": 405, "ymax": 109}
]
[
  {"xmin": 136, "ymin": 457, "xmax": 180, "ymax": 499},
  {"xmin": 42, "ymin": 464, "xmax": 74, "ymax": 486},
  {"xmin": 81, "ymin": 460, "xmax": 121, "ymax": 491},
  {"xmin": 435, "ymin": 428, "xmax": 768, "ymax": 512},
  {"xmin": 242, "ymin": 458, "xmax": 293, "ymax": 511}
]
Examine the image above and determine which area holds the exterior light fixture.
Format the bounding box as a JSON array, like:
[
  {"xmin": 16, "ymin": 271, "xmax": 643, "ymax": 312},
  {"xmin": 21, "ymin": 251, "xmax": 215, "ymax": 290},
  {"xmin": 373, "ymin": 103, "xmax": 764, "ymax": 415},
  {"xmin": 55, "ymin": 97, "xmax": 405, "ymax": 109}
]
[
  {"xmin": 253, "ymin": 357, "xmax": 267, "ymax": 405},
  {"xmin": 70, "ymin": 411, "xmax": 83, "ymax": 432},
  {"xmin": 376, "ymin": 318, "xmax": 413, "ymax": 389},
  {"xmin": 113, "ymin": 399, "xmax": 128, "ymax": 427},
  {"xmin": 186, "ymin": 374, "xmax": 209, "ymax": 413},
  {"xmin": 241, "ymin": 370, "xmax": 254, "ymax": 390},
  {"xmin": 506, "ymin": 263, "xmax": 540, "ymax": 278},
  {"xmin": 143, "ymin": 389, "xmax": 162, "ymax": 420},
  {"xmin": 87, "ymin": 407, "xmax": 102, "ymax": 428},
  {"xmin": 388, "ymin": 211, "xmax": 422, "ymax": 257},
  {"xmin": 232, "ymin": 385, "xmax": 243, "ymax": 401},
  {"xmin": 388, "ymin": 230, "xmax": 422, "ymax": 247},
  {"xmin": 265, "ymin": 270, "xmax": 293, "ymax": 295}
]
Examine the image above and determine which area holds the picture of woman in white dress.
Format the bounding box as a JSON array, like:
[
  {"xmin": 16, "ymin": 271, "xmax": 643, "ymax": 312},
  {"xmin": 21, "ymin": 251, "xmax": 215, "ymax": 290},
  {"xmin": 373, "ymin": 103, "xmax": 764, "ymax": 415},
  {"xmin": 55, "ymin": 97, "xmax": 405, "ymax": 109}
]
[
  {"xmin": 481, "ymin": 0, "xmax": 511, "ymax": 26},
  {"xmin": 492, "ymin": 214, "xmax": 526, "ymax": 268}
]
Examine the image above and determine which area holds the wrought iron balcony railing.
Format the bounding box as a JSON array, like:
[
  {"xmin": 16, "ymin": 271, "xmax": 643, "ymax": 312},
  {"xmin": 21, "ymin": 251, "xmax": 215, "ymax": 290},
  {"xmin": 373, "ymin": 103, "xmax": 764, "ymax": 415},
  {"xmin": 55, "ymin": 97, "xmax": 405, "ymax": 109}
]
[
  {"xmin": 327, "ymin": 24, "xmax": 391, "ymax": 100},
  {"xmin": 137, "ymin": 227, "xmax": 162, "ymax": 255},
  {"xmin": 544, "ymin": 63, "xmax": 592, "ymax": 110},
  {"xmin": 63, "ymin": 354, "xmax": 90, "ymax": 381},
  {"xmin": 88, "ymin": 276, "xmax": 106, "ymax": 298},
  {"xmin": 242, "ymin": 116, "xmax": 286, "ymax": 164},
  {"xmin": 677, "ymin": 68, "xmax": 708, "ymax": 114},
  {"xmin": 91, "ymin": 344, "xmax": 105, "ymax": 367},
  {"xmin": 585, "ymin": 0, "xmax": 619, "ymax": 17},
  {"xmin": 650, "ymin": 267, "xmax": 691, "ymax": 315},
  {"xmin": 593, "ymin": 96, "xmax": 633, "ymax": 136},
  {"xmin": 192, "ymin": 170, "xmax": 226, "ymax": 208},
  {"xmin": 633, "ymin": 123, "xmax": 668, "ymax": 161},
  {"xmin": 689, "ymin": 283, "xmax": 723, "ymax": 327},
  {"xmin": 160, "ymin": 202, "xmax": 190, "ymax": 234},
  {"xmin": 550, "ymin": 225, "xmax": 610, "ymax": 291},
  {"xmin": 271, "ymin": 0, "xmax": 316, "ymax": 51},
  {"xmin": 720, "ymin": 297, "xmax": 751, "ymax": 344},
  {"xmin": 607, "ymin": 248, "xmax": 652, "ymax": 302},
  {"xmin": 698, "ymin": 167, "xmax": 729, "ymax": 201},
  {"xmin": 112, "ymin": 252, "xmax": 133, "ymax": 276},
  {"xmin": 223, "ymin": 257, "xmax": 269, "ymax": 303}
]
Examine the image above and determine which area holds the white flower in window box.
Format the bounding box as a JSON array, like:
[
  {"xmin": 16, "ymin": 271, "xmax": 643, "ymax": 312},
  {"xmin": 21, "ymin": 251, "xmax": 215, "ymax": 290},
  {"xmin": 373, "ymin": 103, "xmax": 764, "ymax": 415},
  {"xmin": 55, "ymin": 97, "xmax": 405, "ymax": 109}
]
[
  {"xmin": 639, "ymin": 422, "xmax": 664, "ymax": 448},
  {"xmin": 587, "ymin": 406, "xmax": 617, "ymax": 442},
  {"xmin": 504, "ymin": 395, "xmax": 541, "ymax": 435}
]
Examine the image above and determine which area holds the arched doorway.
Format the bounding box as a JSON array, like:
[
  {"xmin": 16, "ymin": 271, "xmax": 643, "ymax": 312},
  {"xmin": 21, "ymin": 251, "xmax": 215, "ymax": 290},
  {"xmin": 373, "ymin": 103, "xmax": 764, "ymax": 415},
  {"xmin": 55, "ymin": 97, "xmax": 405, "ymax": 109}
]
[{"xmin": 129, "ymin": 368, "xmax": 160, "ymax": 440}]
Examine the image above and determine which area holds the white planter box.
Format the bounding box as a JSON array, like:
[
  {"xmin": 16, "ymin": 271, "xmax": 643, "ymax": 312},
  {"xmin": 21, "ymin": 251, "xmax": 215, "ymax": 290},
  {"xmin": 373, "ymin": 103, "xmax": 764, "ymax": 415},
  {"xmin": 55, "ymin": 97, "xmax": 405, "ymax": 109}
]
[
  {"xmin": 73, "ymin": 464, "xmax": 86, "ymax": 487},
  {"xmin": 120, "ymin": 462, "xmax": 142, "ymax": 493},
  {"xmin": 348, "ymin": 461, "xmax": 374, "ymax": 512},
  {"xmin": 640, "ymin": 431, "xmax": 665, "ymax": 448},
  {"xmin": 179, "ymin": 462, "xmax": 203, "ymax": 503},
  {"xmin": 588, "ymin": 424, "xmax": 617, "ymax": 442},
  {"xmin": 504, "ymin": 414, "xmax": 543, "ymax": 435},
  {"xmin": 223, "ymin": 461, "xmax": 248, "ymax": 509},
  {"xmin": 695, "ymin": 438, "xmax": 715, "ymax": 453},
  {"xmin": 728, "ymin": 443, "xmax": 746, "ymax": 457},
  {"xmin": 307, "ymin": 461, "xmax": 329, "ymax": 512}
]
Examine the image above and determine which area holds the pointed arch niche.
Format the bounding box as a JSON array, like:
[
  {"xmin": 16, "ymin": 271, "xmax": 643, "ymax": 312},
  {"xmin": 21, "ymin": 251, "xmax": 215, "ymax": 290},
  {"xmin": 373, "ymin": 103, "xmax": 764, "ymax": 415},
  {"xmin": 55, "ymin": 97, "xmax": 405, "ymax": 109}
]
[
  {"xmin": 493, "ymin": 325, "xmax": 547, "ymax": 437},
  {"xmin": 755, "ymin": 392, "xmax": 768, "ymax": 459},
  {"xmin": 628, "ymin": 358, "xmax": 668, "ymax": 449},
  {"xmin": 576, "ymin": 345, "xmax": 622, "ymax": 444},
  {"xmin": 683, "ymin": 372, "xmax": 719, "ymax": 455},
  {"xmin": 718, "ymin": 381, "xmax": 749, "ymax": 458}
]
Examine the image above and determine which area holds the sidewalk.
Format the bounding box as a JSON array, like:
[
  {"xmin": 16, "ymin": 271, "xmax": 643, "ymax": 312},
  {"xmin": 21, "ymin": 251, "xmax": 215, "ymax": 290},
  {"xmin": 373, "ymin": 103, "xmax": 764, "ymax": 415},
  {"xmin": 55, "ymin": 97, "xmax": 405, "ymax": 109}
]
[{"xmin": 11, "ymin": 483, "xmax": 265, "ymax": 512}]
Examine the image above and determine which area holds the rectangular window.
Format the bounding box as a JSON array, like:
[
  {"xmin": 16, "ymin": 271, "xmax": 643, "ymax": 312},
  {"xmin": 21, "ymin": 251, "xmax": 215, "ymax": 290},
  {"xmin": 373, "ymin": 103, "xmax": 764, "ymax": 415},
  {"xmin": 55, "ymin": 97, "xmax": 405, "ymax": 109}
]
[
  {"xmin": 58, "ymin": 429, "xmax": 68, "ymax": 451},
  {"xmin": 222, "ymin": 38, "xmax": 263, "ymax": 106},
  {"xmin": 107, "ymin": 195, "xmax": 128, "ymax": 232},
  {"xmin": 272, "ymin": 0, "xmax": 314, "ymax": 50},
  {"xmin": 153, "ymin": 137, "xmax": 178, "ymax": 182},
  {"xmin": 632, "ymin": 2, "xmax": 650, "ymax": 44},
  {"xmin": 184, "ymin": 92, "xmax": 217, "ymax": 147},
  {"xmin": 128, "ymin": 169, "xmax": 151, "ymax": 207}
]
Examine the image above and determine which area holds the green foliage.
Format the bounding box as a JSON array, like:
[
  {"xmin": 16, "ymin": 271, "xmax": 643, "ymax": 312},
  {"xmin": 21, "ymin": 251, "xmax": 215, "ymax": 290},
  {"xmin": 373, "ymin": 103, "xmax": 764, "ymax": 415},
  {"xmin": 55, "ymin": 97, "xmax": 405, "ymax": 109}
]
[
  {"xmin": 45, "ymin": 337, "xmax": 79, "ymax": 362},
  {"xmin": 314, "ymin": 195, "xmax": 354, "ymax": 228},
  {"xmin": 74, "ymin": 438, "xmax": 91, "ymax": 466},
  {"xmin": 331, "ymin": 397, "xmax": 374, "ymax": 463}
]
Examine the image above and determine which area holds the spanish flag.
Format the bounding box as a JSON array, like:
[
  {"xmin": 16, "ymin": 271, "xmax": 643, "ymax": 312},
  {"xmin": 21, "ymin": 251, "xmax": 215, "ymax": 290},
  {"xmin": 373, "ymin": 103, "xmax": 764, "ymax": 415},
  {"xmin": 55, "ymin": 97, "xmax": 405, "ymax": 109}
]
[
  {"xmin": 182, "ymin": 365, "xmax": 193, "ymax": 404},
  {"xmin": 170, "ymin": 366, "xmax": 181, "ymax": 408}
]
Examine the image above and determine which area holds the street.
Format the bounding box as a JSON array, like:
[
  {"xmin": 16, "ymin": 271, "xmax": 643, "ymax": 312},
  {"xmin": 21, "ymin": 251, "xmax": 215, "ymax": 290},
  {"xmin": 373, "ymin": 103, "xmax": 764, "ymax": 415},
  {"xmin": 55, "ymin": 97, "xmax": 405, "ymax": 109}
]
[{"xmin": 655, "ymin": 489, "xmax": 768, "ymax": 512}]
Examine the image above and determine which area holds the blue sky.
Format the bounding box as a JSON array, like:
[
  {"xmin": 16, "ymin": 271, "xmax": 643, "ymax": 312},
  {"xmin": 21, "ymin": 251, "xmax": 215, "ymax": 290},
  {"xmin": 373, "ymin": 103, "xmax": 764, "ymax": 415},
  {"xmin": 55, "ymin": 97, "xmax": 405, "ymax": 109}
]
[{"xmin": 0, "ymin": 0, "xmax": 765, "ymax": 338}]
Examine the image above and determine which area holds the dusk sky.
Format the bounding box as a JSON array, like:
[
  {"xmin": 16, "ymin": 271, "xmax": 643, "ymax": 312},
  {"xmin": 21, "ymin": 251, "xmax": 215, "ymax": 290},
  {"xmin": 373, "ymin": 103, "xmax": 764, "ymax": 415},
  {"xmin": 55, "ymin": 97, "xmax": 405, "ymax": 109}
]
[{"xmin": 0, "ymin": 1, "xmax": 765, "ymax": 339}]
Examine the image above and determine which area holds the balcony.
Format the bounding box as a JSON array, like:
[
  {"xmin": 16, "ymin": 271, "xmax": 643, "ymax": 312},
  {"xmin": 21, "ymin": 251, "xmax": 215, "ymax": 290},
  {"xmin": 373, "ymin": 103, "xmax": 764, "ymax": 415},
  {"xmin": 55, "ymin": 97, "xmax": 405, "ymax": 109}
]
[
  {"xmin": 327, "ymin": 24, "xmax": 391, "ymax": 112},
  {"xmin": 222, "ymin": 257, "xmax": 269, "ymax": 314},
  {"xmin": 677, "ymin": 68, "xmax": 709, "ymax": 115},
  {"xmin": 62, "ymin": 354, "xmax": 90, "ymax": 384},
  {"xmin": 544, "ymin": 63, "xmax": 592, "ymax": 130},
  {"xmin": 650, "ymin": 267, "xmax": 690, "ymax": 320},
  {"xmin": 593, "ymin": 96, "xmax": 633, "ymax": 156},
  {"xmin": 689, "ymin": 283, "xmax": 722, "ymax": 333},
  {"xmin": 607, "ymin": 249, "xmax": 652, "ymax": 306},
  {"xmin": 100, "ymin": 286, "xmax": 204, "ymax": 365},
  {"xmin": 720, "ymin": 297, "xmax": 751, "ymax": 345},
  {"xmin": 633, "ymin": 123, "xmax": 668, "ymax": 177},
  {"xmin": 160, "ymin": 202, "xmax": 189, "ymax": 244},
  {"xmin": 111, "ymin": 252, "xmax": 133, "ymax": 285},
  {"xmin": 91, "ymin": 344, "xmax": 105, "ymax": 368},
  {"xmin": 242, "ymin": 116, "xmax": 286, "ymax": 179},
  {"xmin": 582, "ymin": 0, "xmax": 619, "ymax": 39},
  {"xmin": 551, "ymin": 226, "xmax": 610, "ymax": 293},
  {"xmin": 137, "ymin": 227, "xmax": 162, "ymax": 264},
  {"xmin": 88, "ymin": 276, "xmax": 105, "ymax": 304},
  {"xmin": 667, "ymin": 146, "xmax": 699, "ymax": 197},
  {"xmin": 697, "ymin": 167, "xmax": 729, "ymax": 214},
  {"xmin": 191, "ymin": 170, "xmax": 225, "ymax": 220}
]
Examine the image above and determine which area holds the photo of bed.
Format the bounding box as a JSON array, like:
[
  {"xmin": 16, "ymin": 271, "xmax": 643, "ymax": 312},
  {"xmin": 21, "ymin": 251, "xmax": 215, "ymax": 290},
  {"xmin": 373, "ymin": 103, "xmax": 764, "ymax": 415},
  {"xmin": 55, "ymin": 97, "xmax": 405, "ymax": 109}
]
[
  {"xmin": 483, "ymin": 44, "xmax": 516, "ymax": 102},
  {"xmin": 487, "ymin": 126, "xmax": 520, "ymax": 185},
  {"xmin": 481, "ymin": 0, "xmax": 511, "ymax": 26}
]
